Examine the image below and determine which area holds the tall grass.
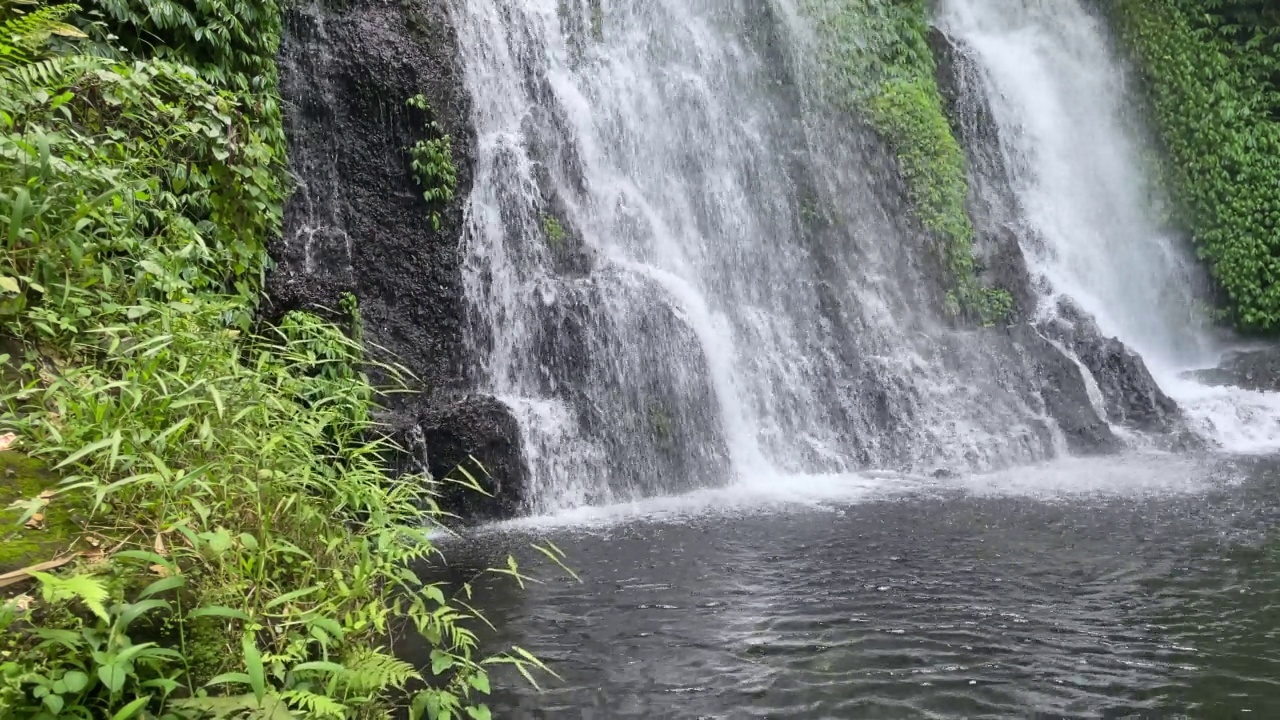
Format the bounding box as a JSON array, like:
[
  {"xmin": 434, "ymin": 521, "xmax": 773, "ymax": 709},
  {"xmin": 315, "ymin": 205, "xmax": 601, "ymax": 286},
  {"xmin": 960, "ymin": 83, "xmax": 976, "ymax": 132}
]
[{"xmin": 0, "ymin": 1, "xmax": 556, "ymax": 717}]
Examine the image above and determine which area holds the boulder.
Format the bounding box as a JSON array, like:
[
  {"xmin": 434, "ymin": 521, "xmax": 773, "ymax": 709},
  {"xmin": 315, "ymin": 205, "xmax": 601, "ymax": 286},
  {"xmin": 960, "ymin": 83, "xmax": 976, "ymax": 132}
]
[
  {"xmin": 1188, "ymin": 347, "xmax": 1280, "ymax": 393},
  {"xmin": 1009, "ymin": 324, "xmax": 1122, "ymax": 455},
  {"xmin": 400, "ymin": 395, "xmax": 528, "ymax": 523},
  {"xmin": 1040, "ymin": 299, "xmax": 1195, "ymax": 445}
]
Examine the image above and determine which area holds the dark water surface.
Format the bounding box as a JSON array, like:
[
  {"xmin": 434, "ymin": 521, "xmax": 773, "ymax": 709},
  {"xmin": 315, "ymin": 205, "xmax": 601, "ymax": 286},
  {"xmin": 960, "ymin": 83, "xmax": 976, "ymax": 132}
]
[{"xmin": 417, "ymin": 454, "xmax": 1280, "ymax": 718}]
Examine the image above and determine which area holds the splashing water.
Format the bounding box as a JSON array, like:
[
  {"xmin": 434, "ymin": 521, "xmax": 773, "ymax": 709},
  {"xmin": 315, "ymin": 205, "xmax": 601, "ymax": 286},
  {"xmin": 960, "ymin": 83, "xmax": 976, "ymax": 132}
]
[
  {"xmin": 937, "ymin": 0, "xmax": 1280, "ymax": 453},
  {"xmin": 447, "ymin": 0, "xmax": 1073, "ymax": 512}
]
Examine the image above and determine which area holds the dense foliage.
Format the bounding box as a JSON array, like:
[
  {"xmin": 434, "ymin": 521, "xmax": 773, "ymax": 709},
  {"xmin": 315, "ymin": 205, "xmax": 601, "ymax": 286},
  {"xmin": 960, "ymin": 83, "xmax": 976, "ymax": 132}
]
[
  {"xmin": 803, "ymin": 0, "xmax": 1012, "ymax": 325},
  {"xmin": 1113, "ymin": 0, "xmax": 1280, "ymax": 331},
  {"xmin": 0, "ymin": 0, "xmax": 550, "ymax": 717}
]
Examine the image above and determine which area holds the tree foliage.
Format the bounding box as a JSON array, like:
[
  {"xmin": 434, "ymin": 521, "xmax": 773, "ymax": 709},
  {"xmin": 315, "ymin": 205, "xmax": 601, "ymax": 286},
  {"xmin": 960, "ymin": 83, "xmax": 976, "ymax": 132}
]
[{"xmin": 1114, "ymin": 0, "xmax": 1280, "ymax": 331}]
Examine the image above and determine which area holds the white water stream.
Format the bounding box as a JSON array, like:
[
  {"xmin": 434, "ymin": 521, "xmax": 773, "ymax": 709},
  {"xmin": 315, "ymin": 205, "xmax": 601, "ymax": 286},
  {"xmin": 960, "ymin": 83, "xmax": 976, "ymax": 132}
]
[
  {"xmin": 446, "ymin": 0, "xmax": 1280, "ymax": 513},
  {"xmin": 938, "ymin": 0, "xmax": 1280, "ymax": 454}
]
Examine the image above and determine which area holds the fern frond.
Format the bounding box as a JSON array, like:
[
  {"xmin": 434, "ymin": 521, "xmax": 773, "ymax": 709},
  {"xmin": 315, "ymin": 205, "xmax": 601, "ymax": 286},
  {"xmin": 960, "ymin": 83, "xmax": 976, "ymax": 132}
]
[
  {"xmin": 0, "ymin": 4, "xmax": 85, "ymax": 68},
  {"xmin": 340, "ymin": 648, "xmax": 420, "ymax": 694},
  {"xmin": 30, "ymin": 571, "xmax": 109, "ymax": 621},
  {"xmin": 280, "ymin": 690, "xmax": 347, "ymax": 720}
]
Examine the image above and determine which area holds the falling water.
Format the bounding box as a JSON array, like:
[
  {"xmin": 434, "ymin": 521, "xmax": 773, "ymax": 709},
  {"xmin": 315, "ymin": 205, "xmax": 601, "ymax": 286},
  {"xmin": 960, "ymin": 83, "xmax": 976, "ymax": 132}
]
[
  {"xmin": 937, "ymin": 0, "xmax": 1280, "ymax": 453},
  {"xmin": 447, "ymin": 0, "xmax": 1073, "ymax": 512}
]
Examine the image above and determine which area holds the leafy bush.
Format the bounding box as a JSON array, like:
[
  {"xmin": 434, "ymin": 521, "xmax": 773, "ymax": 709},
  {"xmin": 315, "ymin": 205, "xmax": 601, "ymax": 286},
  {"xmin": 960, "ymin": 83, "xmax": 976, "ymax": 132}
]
[
  {"xmin": 0, "ymin": 2, "xmax": 553, "ymax": 718},
  {"xmin": 1113, "ymin": 0, "xmax": 1280, "ymax": 331},
  {"xmin": 803, "ymin": 0, "xmax": 1011, "ymax": 325}
]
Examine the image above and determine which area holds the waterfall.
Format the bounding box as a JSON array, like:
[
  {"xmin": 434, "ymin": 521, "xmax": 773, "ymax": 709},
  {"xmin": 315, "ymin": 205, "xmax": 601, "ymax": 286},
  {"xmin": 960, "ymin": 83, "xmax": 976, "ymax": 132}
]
[
  {"xmin": 937, "ymin": 0, "xmax": 1280, "ymax": 453},
  {"xmin": 446, "ymin": 0, "xmax": 1078, "ymax": 513},
  {"xmin": 438, "ymin": 0, "xmax": 1280, "ymax": 514}
]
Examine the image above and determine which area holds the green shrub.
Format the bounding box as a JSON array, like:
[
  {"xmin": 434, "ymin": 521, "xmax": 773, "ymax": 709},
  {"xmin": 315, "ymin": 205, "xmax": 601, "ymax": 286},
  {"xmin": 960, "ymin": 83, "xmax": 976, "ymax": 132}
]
[
  {"xmin": 803, "ymin": 0, "xmax": 1011, "ymax": 325},
  {"xmin": 1113, "ymin": 0, "xmax": 1280, "ymax": 331},
  {"xmin": 0, "ymin": 2, "xmax": 554, "ymax": 717},
  {"xmin": 541, "ymin": 214, "xmax": 566, "ymax": 247}
]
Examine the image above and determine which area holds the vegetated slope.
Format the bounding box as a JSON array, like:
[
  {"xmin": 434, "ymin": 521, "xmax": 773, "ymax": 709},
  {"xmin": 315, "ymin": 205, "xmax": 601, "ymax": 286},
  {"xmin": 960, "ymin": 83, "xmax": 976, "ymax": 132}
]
[
  {"xmin": 1113, "ymin": 0, "xmax": 1280, "ymax": 332},
  {"xmin": 0, "ymin": 1, "xmax": 546, "ymax": 717}
]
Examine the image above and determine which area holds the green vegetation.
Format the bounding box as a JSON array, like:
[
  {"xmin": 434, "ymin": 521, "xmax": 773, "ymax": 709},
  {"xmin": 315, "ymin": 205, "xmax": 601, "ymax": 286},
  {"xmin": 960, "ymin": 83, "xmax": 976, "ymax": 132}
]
[
  {"xmin": 803, "ymin": 0, "xmax": 1012, "ymax": 325},
  {"xmin": 0, "ymin": 1, "xmax": 549, "ymax": 718},
  {"xmin": 406, "ymin": 94, "xmax": 457, "ymax": 232},
  {"xmin": 1113, "ymin": 0, "xmax": 1280, "ymax": 331},
  {"xmin": 541, "ymin": 214, "xmax": 566, "ymax": 248}
]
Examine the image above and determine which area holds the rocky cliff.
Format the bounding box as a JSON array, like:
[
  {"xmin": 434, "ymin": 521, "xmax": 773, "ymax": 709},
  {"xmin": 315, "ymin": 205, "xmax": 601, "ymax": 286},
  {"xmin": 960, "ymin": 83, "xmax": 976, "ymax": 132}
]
[{"xmin": 270, "ymin": 0, "xmax": 526, "ymax": 520}]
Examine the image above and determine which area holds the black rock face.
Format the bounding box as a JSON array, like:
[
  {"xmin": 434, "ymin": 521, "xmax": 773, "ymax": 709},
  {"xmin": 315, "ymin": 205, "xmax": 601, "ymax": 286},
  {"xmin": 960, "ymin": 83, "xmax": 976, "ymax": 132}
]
[
  {"xmin": 1008, "ymin": 325, "xmax": 1122, "ymax": 455},
  {"xmin": 1040, "ymin": 299, "xmax": 1201, "ymax": 448},
  {"xmin": 271, "ymin": 0, "xmax": 529, "ymax": 518},
  {"xmin": 415, "ymin": 395, "xmax": 527, "ymax": 522},
  {"xmin": 1189, "ymin": 347, "xmax": 1280, "ymax": 393}
]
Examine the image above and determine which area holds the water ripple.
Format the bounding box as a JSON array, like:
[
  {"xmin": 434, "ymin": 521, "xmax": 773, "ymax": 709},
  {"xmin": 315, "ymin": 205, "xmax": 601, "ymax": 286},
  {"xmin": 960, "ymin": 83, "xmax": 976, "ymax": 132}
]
[{"xmin": 407, "ymin": 457, "xmax": 1280, "ymax": 718}]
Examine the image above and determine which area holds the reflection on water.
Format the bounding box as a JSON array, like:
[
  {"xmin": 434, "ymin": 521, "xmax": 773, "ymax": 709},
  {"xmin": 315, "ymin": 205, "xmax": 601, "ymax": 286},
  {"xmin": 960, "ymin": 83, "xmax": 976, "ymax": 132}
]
[{"xmin": 409, "ymin": 455, "xmax": 1280, "ymax": 718}]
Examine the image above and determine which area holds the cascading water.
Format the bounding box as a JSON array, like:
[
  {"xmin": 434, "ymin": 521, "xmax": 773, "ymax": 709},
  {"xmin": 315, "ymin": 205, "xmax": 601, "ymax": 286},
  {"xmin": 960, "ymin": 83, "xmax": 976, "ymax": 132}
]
[
  {"xmin": 937, "ymin": 0, "xmax": 1280, "ymax": 453},
  {"xmin": 446, "ymin": 0, "xmax": 1078, "ymax": 513}
]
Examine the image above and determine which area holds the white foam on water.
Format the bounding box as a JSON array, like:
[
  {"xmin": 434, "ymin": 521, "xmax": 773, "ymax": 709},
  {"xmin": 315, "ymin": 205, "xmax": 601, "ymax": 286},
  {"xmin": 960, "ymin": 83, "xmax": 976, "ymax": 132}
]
[{"xmin": 476, "ymin": 452, "xmax": 1230, "ymax": 533}]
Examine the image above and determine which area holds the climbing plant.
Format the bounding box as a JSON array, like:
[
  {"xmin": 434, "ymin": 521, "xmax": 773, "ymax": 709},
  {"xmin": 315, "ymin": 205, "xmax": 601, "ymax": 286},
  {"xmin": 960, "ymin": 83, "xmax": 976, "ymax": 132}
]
[
  {"xmin": 406, "ymin": 93, "xmax": 457, "ymax": 231},
  {"xmin": 1113, "ymin": 0, "xmax": 1280, "ymax": 331},
  {"xmin": 802, "ymin": 0, "xmax": 1011, "ymax": 325}
]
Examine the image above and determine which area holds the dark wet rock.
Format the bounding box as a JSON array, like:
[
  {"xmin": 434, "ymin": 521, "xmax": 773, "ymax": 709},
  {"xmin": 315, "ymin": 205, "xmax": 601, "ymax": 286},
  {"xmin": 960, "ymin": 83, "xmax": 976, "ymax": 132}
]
[
  {"xmin": 270, "ymin": 0, "xmax": 533, "ymax": 518},
  {"xmin": 931, "ymin": 28, "xmax": 1038, "ymax": 319},
  {"xmin": 397, "ymin": 395, "xmax": 528, "ymax": 522},
  {"xmin": 270, "ymin": 0, "xmax": 475, "ymax": 392},
  {"xmin": 1040, "ymin": 300, "xmax": 1195, "ymax": 445},
  {"xmin": 976, "ymin": 224, "xmax": 1037, "ymax": 317},
  {"xmin": 529, "ymin": 274, "xmax": 732, "ymax": 499},
  {"xmin": 1188, "ymin": 346, "xmax": 1280, "ymax": 393},
  {"xmin": 1009, "ymin": 324, "xmax": 1122, "ymax": 455},
  {"xmin": 530, "ymin": 162, "xmax": 594, "ymax": 278}
]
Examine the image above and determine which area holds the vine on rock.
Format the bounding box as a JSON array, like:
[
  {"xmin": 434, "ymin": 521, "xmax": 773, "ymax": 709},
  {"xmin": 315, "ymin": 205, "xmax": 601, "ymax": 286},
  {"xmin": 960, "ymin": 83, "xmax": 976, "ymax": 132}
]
[
  {"xmin": 406, "ymin": 93, "xmax": 458, "ymax": 231},
  {"xmin": 803, "ymin": 0, "xmax": 1012, "ymax": 326}
]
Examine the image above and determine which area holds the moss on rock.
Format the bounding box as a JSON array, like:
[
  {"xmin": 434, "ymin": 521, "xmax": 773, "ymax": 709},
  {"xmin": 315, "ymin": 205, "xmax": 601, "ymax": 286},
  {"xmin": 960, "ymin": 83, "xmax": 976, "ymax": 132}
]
[{"xmin": 0, "ymin": 452, "xmax": 82, "ymax": 576}]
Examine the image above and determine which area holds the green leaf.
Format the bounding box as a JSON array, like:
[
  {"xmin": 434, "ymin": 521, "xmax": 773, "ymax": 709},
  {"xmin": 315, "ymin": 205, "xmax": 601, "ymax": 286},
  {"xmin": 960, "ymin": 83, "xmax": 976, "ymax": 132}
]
[
  {"xmin": 138, "ymin": 575, "xmax": 186, "ymax": 599},
  {"xmin": 243, "ymin": 634, "xmax": 265, "ymax": 704},
  {"xmin": 98, "ymin": 663, "xmax": 127, "ymax": 694},
  {"xmin": 206, "ymin": 528, "xmax": 233, "ymax": 555},
  {"xmin": 430, "ymin": 650, "xmax": 454, "ymax": 676},
  {"xmin": 0, "ymin": 276, "xmax": 20, "ymax": 294},
  {"xmin": 110, "ymin": 695, "xmax": 152, "ymax": 720},
  {"xmin": 188, "ymin": 605, "xmax": 251, "ymax": 622},
  {"xmin": 53, "ymin": 435, "xmax": 117, "ymax": 470},
  {"xmin": 205, "ymin": 672, "xmax": 252, "ymax": 688},
  {"xmin": 42, "ymin": 692, "xmax": 64, "ymax": 714},
  {"xmin": 264, "ymin": 584, "xmax": 321, "ymax": 610},
  {"xmin": 61, "ymin": 671, "xmax": 88, "ymax": 693},
  {"xmin": 290, "ymin": 661, "xmax": 346, "ymax": 675},
  {"xmin": 468, "ymin": 671, "xmax": 490, "ymax": 695},
  {"xmin": 466, "ymin": 706, "xmax": 492, "ymax": 720}
]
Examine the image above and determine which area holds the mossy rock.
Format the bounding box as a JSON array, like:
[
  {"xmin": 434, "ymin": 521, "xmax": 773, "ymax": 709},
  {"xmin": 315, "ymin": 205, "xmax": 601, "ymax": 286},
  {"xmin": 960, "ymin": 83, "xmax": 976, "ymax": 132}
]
[{"xmin": 0, "ymin": 451, "xmax": 83, "ymax": 576}]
